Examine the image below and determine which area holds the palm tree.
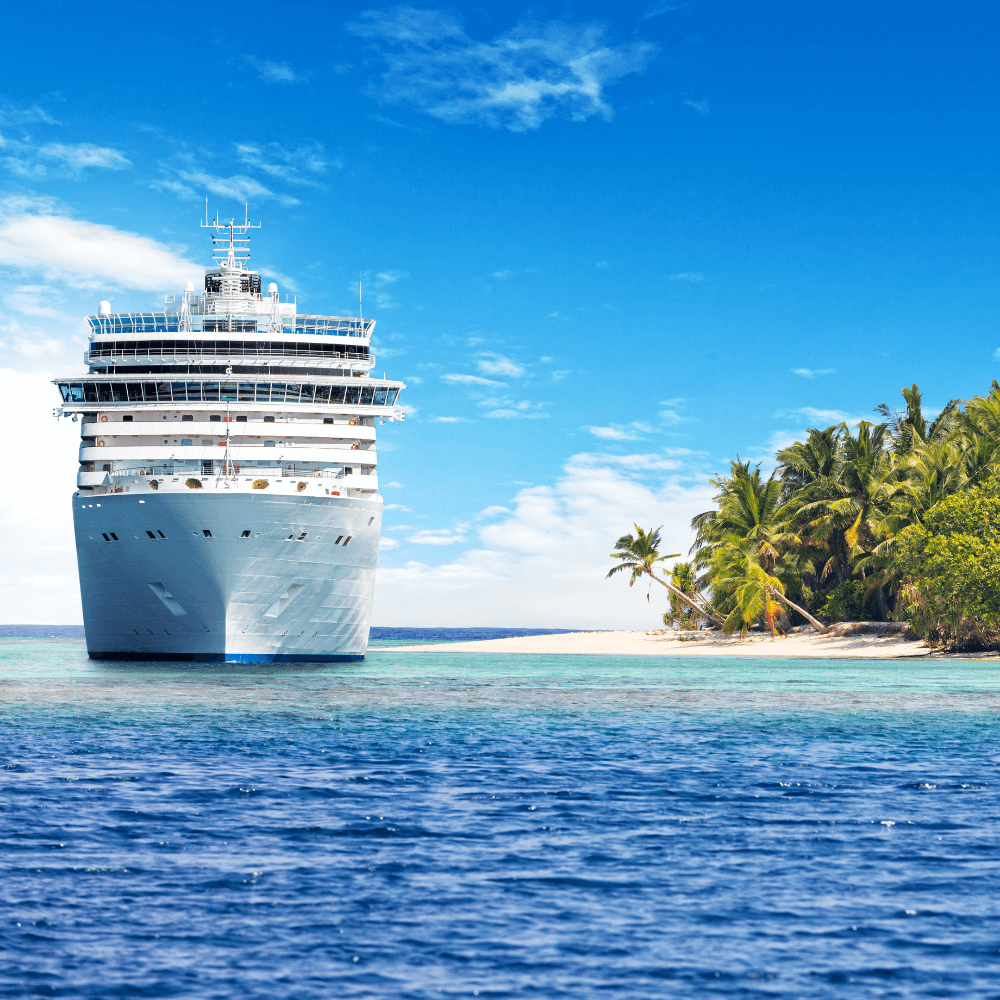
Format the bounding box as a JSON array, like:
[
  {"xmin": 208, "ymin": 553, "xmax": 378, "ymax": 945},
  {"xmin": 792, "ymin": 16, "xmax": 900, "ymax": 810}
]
[
  {"xmin": 608, "ymin": 524, "xmax": 722, "ymax": 627},
  {"xmin": 711, "ymin": 536, "xmax": 830, "ymax": 636},
  {"xmin": 777, "ymin": 426, "xmax": 841, "ymax": 493},
  {"xmin": 692, "ymin": 459, "xmax": 803, "ymax": 575},
  {"xmin": 797, "ymin": 420, "xmax": 910, "ymax": 617},
  {"xmin": 665, "ymin": 561, "xmax": 699, "ymax": 629},
  {"xmin": 876, "ymin": 382, "xmax": 958, "ymax": 455}
]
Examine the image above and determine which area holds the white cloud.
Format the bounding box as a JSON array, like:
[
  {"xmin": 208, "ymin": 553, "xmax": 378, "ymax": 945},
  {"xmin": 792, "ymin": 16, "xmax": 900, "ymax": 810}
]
[
  {"xmin": 348, "ymin": 7, "xmax": 657, "ymax": 132},
  {"xmin": 442, "ymin": 373, "xmax": 505, "ymax": 386},
  {"xmin": 38, "ymin": 143, "xmax": 131, "ymax": 171},
  {"xmin": 356, "ymin": 269, "xmax": 409, "ymax": 309},
  {"xmin": 0, "ymin": 102, "xmax": 60, "ymax": 126},
  {"xmin": 431, "ymin": 416, "xmax": 473, "ymax": 422},
  {"xmin": 595, "ymin": 261, "xmax": 610, "ymax": 268},
  {"xmin": 157, "ymin": 169, "xmax": 301, "ymax": 207},
  {"xmin": 0, "ymin": 370, "xmax": 82, "ymax": 623},
  {"xmin": 244, "ymin": 56, "xmax": 307, "ymax": 84},
  {"xmin": 477, "ymin": 353, "xmax": 524, "ymax": 378},
  {"xmin": 0, "ymin": 203, "xmax": 202, "ymax": 291},
  {"xmin": 482, "ymin": 398, "xmax": 548, "ymax": 419},
  {"xmin": 585, "ymin": 423, "xmax": 651, "ymax": 441},
  {"xmin": 406, "ymin": 527, "xmax": 467, "ymax": 545},
  {"xmin": 683, "ymin": 98, "xmax": 709, "ymax": 114},
  {"xmin": 670, "ymin": 272, "xmax": 703, "ymax": 282},
  {"xmin": 383, "ymin": 481, "xmax": 405, "ymax": 488},
  {"xmin": 492, "ymin": 270, "xmax": 515, "ymax": 279},
  {"xmin": 379, "ymin": 537, "xmax": 400, "ymax": 550},
  {"xmin": 236, "ymin": 142, "xmax": 331, "ymax": 186},
  {"xmin": 372, "ymin": 450, "xmax": 715, "ymax": 629},
  {"xmin": 383, "ymin": 504, "xmax": 412, "ymax": 511},
  {"xmin": 792, "ymin": 367, "xmax": 836, "ymax": 378}
]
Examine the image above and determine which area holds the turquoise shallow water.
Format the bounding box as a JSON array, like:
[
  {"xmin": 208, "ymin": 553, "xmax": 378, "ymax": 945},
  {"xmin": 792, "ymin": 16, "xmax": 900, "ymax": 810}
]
[{"xmin": 2, "ymin": 639, "xmax": 999, "ymax": 998}]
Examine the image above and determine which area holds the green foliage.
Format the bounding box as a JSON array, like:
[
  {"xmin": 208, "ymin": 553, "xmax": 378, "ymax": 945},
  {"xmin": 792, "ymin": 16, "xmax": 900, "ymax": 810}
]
[
  {"xmin": 816, "ymin": 580, "xmax": 866, "ymax": 622},
  {"xmin": 664, "ymin": 562, "xmax": 697, "ymax": 628},
  {"xmin": 616, "ymin": 381, "xmax": 1000, "ymax": 642},
  {"xmin": 895, "ymin": 476, "xmax": 1000, "ymax": 650}
]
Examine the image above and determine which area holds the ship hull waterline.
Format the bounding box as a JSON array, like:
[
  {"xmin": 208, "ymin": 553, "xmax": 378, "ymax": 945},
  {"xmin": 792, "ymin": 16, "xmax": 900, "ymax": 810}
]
[{"xmin": 73, "ymin": 491, "xmax": 381, "ymax": 662}]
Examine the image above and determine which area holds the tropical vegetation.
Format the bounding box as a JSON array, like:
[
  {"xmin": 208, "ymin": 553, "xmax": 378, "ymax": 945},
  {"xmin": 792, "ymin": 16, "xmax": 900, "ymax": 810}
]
[{"xmin": 608, "ymin": 381, "xmax": 1000, "ymax": 650}]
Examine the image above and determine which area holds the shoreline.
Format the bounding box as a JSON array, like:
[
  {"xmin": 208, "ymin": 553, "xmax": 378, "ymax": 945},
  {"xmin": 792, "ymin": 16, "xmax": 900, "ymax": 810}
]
[{"xmin": 388, "ymin": 627, "xmax": 938, "ymax": 658}]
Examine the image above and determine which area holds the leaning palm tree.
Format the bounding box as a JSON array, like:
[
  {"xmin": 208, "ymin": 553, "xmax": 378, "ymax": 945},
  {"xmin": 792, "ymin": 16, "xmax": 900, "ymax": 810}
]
[
  {"xmin": 711, "ymin": 536, "xmax": 830, "ymax": 636},
  {"xmin": 608, "ymin": 524, "xmax": 722, "ymax": 627}
]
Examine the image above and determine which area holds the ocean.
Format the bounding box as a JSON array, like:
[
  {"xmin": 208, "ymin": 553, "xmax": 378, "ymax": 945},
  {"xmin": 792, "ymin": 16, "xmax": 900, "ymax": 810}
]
[{"xmin": 2, "ymin": 638, "xmax": 999, "ymax": 998}]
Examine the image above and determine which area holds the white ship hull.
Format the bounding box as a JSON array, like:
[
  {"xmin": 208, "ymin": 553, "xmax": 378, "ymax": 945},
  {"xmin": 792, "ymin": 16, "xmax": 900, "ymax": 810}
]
[{"xmin": 73, "ymin": 491, "xmax": 381, "ymax": 661}]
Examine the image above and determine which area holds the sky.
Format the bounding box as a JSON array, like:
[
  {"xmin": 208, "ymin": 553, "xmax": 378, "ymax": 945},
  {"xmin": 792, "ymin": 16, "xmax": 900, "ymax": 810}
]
[{"xmin": 1, "ymin": 0, "xmax": 997, "ymax": 627}]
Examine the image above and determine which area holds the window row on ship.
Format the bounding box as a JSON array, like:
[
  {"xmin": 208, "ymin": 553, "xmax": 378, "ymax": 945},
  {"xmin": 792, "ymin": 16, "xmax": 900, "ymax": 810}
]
[
  {"xmin": 86, "ymin": 340, "xmax": 371, "ymax": 359},
  {"xmin": 59, "ymin": 380, "xmax": 400, "ymax": 406},
  {"xmin": 87, "ymin": 315, "xmax": 371, "ymax": 337}
]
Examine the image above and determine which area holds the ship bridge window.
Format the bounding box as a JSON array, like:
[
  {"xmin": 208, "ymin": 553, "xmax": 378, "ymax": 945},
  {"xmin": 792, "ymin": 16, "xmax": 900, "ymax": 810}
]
[
  {"xmin": 57, "ymin": 379, "xmax": 402, "ymax": 408},
  {"xmin": 210, "ymin": 415, "xmax": 221, "ymax": 422},
  {"xmin": 263, "ymin": 416, "xmax": 275, "ymax": 423},
  {"xmin": 236, "ymin": 415, "xmax": 247, "ymax": 422},
  {"xmin": 122, "ymin": 415, "xmax": 133, "ymax": 422}
]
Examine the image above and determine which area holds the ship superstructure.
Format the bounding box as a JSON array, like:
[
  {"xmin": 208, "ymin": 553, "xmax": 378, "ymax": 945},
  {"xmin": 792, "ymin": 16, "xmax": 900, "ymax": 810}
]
[{"xmin": 53, "ymin": 217, "xmax": 405, "ymax": 661}]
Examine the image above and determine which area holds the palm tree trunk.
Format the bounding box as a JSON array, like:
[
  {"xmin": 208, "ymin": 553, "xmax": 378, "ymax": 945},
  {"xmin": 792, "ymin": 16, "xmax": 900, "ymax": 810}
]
[
  {"xmin": 769, "ymin": 589, "xmax": 830, "ymax": 634},
  {"xmin": 647, "ymin": 570, "xmax": 723, "ymax": 628}
]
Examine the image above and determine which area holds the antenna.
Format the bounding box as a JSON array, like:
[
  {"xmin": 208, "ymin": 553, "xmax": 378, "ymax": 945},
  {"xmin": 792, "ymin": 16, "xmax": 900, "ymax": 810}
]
[{"xmin": 359, "ymin": 271, "xmax": 363, "ymax": 335}]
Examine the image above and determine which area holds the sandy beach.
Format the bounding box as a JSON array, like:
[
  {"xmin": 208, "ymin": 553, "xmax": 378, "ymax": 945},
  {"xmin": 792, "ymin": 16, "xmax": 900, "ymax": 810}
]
[{"xmin": 392, "ymin": 626, "xmax": 937, "ymax": 658}]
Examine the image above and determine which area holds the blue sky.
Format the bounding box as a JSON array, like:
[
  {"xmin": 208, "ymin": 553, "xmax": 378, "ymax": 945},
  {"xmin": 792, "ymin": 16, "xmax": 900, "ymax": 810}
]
[{"xmin": 1, "ymin": 0, "xmax": 997, "ymax": 625}]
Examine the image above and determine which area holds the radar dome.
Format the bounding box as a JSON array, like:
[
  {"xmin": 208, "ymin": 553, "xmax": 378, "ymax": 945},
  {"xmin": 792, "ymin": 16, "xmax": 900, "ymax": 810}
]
[
  {"xmin": 267, "ymin": 282, "xmax": 278, "ymax": 295},
  {"xmin": 185, "ymin": 281, "xmax": 195, "ymax": 292},
  {"xmin": 98, "ymin": 301, "xmax": 111, "ymax": 315}
]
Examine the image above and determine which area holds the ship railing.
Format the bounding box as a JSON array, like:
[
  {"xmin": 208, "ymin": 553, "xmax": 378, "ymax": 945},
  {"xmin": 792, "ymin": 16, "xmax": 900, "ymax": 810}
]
[
  {"xmin": 103, "ymin": 465, "xmax": 353, "ymax": 479},
  {"xmin": 85, "ymin": 346, "xmax": 372, "ymax": 360}
]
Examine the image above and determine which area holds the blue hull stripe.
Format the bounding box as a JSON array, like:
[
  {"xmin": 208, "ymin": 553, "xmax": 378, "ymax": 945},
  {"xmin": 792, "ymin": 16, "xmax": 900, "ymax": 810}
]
[{"xmin": 89, "ymin": 651, "xmax": 365, "ymax": 663}]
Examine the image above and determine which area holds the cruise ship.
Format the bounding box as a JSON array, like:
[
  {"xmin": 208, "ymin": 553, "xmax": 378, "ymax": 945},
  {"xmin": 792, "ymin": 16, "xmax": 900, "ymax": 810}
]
[{"xmin": 53, "ymin": 216, "xmax": 405, "ymax": 661}]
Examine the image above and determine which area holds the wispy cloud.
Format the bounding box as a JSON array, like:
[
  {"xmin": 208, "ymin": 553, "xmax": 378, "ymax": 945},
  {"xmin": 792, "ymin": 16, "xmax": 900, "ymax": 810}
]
[
  {"xmin": 153, "ymin": 168, "xmax": 301, "ymax": 207},
  {"xmin": 477, "ymin": 353, "xmax": 524, "ymax": 378},
  {"xmin": 482, "ymin": 398, "xmax": 549, "ymax": 419},
  {"xmin": 406, "ymin": 527, "xmax": 468, "ymax": 545},
  {"xmin": 585, "ymin": 422, "xmax": 652, "ymax": 441},
  {"xmin": 236, "ymin": 142, "xmax": 332, "ymax": 186},
  {"xmin": 682, "ymin": 98, "xmax": 709, "ymax": 114},
  {"xmin": 442, "ymin": 373, "xmax": 505, "ymax": 386},
  {"xmin": 774, "ymin": 406, "xmax": 868, "ymax": 427},
  {"xmin": 243, "ymin": 56, "xmax": 307, "ymax": 84},
  {"xmin": 356, "ymin": 268, "xmax": 409, "ymax": 309},
  {"xmin": 431, "ymin": 416, "xmax": 473, "ymax": 422},
  {"xmin": 670, "ymin": 271, "xmax": 703, "ymax": 282},
  {"xmin": 38, "ymin": 143, "xmax": 130, "ymax": 171},
  {"xmin": 792, "ymin": 367, "xmax": 836, "ymax": 378},
  {"xmin": 348, "ymin": 7, "xmax": 657, "ymax": 131},
  {"xmin": 0, "ymin": 102, "xmax": 60, "ymax": 126}
]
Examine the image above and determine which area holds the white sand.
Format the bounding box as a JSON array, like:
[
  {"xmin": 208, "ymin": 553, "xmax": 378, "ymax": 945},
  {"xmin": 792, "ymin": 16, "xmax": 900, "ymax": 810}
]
[{"xmin": 391, "ymin": 628, "xmax": 931, "ymax": 658}]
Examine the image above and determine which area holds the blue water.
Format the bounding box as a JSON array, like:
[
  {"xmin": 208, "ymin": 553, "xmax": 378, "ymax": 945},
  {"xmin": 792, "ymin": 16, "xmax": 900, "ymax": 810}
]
[
  {"xmin": 3, "ymin": 640, "xmax": 1000, "ymax": 998},
  {"xmin": 0, "ymin": 626, "xmax": 579, "ymax": 641}
]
